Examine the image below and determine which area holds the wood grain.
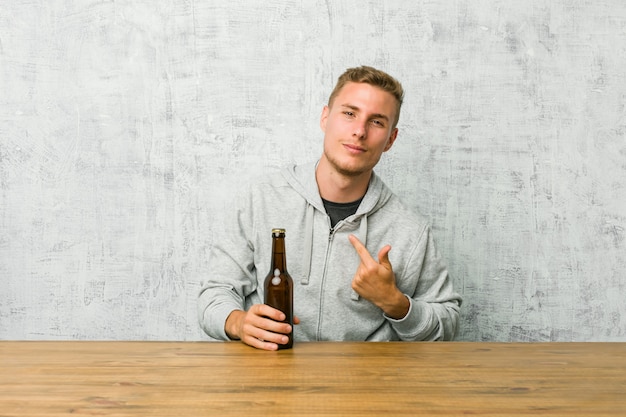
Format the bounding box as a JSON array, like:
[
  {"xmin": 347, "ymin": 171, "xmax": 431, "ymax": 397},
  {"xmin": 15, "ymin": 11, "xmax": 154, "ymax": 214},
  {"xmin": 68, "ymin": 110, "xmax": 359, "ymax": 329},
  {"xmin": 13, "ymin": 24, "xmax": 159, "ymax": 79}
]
[{"xmin": 1, "ymin": 341, "xmax": 625, "ymax": 416}]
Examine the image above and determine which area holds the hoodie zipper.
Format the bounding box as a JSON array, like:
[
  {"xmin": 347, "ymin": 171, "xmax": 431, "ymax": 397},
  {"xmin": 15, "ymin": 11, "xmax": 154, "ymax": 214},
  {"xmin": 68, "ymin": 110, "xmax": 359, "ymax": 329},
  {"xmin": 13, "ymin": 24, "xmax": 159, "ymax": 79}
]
[{"xmin": 316, "ymin": 226, "xmax": 337, "ymax": 341}]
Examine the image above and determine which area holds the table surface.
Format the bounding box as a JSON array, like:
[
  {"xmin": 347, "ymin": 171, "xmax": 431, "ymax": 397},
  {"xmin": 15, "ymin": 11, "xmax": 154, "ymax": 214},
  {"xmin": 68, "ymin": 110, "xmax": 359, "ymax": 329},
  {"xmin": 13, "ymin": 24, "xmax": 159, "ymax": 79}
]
[{"xmin": 1, "ymin": 341, "xmax": 625, "ymax": 416}]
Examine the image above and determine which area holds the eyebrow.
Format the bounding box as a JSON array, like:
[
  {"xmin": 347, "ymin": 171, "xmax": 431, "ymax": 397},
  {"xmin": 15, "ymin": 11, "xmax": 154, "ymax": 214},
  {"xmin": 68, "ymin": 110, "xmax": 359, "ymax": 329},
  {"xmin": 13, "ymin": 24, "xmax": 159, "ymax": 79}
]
[{"xmin": 340, "ymin": 104, "xmax": 390, "ymax": 122}]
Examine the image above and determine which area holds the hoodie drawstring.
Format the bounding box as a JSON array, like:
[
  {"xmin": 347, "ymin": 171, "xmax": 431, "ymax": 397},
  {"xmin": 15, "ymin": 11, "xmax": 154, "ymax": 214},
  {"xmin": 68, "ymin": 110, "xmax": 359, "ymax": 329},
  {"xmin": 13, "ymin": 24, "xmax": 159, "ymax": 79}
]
[
  {"xmin": 358, "ymin": 213, "xmax": 368, "ymax": 246},
  {"xmin": 301, "ymin": 203, "xmax": 315, "ymax": 285}
]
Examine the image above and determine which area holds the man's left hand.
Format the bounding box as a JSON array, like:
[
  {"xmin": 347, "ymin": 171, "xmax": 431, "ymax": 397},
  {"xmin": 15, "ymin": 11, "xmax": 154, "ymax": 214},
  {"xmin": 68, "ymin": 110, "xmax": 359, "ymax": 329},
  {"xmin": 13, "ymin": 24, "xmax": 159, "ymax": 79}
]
[{"xmin": 348, "ymin": 234, "xmax": 410, "ymax": 320}]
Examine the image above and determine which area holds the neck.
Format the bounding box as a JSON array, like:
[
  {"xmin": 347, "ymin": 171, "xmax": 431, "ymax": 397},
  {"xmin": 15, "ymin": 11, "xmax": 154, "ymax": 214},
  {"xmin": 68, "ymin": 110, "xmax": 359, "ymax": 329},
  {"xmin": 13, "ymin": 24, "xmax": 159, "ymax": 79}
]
[{"xmin": 315, "ymin": 157, "xmax": 371, "ymax": 203}]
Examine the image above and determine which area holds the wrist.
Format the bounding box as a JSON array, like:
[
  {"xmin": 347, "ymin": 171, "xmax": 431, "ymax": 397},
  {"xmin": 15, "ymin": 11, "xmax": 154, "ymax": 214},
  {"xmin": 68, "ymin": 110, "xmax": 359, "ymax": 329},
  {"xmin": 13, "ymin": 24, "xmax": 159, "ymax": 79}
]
[
  {"xmin": 380, "ymin": 291, "xmax": 410, "ymax": 320},
  {"xmin": 225, "ymin": 310, "xmax": 245, "ymax": 340}
]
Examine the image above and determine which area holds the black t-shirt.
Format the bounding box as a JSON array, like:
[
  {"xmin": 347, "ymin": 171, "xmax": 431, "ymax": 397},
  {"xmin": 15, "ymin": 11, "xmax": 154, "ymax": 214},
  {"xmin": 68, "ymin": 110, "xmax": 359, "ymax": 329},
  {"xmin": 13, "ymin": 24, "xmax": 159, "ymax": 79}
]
[{"xmin": 322, "ymin": 197, "xmax": 363, "ymax": 228}]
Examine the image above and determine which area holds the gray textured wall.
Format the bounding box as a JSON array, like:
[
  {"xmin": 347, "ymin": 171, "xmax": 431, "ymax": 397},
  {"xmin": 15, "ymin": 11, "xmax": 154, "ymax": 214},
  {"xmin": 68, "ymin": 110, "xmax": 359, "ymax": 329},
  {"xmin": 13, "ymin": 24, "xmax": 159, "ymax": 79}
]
[{"xmin": 1, "ymin": 1, "xmax": 625, "ymax": 341}]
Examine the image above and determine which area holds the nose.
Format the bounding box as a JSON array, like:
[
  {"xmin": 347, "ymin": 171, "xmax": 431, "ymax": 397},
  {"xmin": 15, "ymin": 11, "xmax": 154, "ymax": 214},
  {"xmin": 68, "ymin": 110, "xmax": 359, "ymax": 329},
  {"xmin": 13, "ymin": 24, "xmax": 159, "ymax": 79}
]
[{"xmin": 352, "ymin": 120, "xmax": 367, "ymax": 139}]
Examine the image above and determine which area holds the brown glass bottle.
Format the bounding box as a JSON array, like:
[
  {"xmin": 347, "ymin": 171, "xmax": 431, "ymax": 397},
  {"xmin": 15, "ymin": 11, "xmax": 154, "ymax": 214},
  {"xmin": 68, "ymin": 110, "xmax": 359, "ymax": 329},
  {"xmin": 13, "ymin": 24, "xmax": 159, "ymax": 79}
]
[{"xmin": 263, "ymin": 228, "xmax": 294, "ymax": 349}]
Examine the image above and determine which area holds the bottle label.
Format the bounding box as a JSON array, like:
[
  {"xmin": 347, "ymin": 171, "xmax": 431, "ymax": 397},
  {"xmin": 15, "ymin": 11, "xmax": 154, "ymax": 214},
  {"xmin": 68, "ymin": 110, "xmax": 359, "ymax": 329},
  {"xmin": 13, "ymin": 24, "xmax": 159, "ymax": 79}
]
[{"xmin": 271, "ymin": 268, "xmax": 281, "ymax": 285}]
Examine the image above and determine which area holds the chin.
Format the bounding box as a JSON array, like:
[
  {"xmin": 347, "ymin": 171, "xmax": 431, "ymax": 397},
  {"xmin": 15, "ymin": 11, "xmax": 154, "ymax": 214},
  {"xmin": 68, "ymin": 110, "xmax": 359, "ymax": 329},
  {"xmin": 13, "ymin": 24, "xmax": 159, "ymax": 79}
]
[
  {"xmin": 323, "ymin": 151, "xmax": 372, "ymax": 176},
  {"xmin": 334, "ymin": 163, "xmax": 369, "ymax": 177}
]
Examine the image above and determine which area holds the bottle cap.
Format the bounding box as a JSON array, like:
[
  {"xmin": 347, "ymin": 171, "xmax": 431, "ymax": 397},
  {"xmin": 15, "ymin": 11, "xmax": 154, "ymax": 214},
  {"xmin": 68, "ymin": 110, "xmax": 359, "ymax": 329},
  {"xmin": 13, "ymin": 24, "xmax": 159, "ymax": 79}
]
[{"xmin": 271, "ymin": 228, "xmax": 286, "ymax": 236}]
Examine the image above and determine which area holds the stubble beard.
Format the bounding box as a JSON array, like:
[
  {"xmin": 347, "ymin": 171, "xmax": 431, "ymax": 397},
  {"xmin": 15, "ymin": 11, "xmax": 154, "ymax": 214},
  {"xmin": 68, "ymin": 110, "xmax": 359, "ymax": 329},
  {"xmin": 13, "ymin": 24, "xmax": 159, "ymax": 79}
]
[{"xmin": 323, "ymin": 147, "xmax": 371, "ymax": 178}]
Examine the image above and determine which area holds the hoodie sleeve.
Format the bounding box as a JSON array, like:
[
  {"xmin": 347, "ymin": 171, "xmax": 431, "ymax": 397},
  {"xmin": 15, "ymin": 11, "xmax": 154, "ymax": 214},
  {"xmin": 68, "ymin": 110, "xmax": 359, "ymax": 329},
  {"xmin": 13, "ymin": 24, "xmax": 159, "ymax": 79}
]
[
  {"xmin": 384, "ymin": 225, "xmax": 462, "ymax": 341},
  {"xmin": 197, "ymin": 189, "xmax": 258, "ymax": 341}
]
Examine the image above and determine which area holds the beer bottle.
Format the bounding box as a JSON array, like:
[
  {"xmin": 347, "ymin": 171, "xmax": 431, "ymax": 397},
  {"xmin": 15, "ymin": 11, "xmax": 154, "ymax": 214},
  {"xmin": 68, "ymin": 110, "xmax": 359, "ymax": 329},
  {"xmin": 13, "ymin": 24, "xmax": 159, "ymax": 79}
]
[{"xmin": 263, "ymin": 228, "xmax": 294, "ymax": 349}]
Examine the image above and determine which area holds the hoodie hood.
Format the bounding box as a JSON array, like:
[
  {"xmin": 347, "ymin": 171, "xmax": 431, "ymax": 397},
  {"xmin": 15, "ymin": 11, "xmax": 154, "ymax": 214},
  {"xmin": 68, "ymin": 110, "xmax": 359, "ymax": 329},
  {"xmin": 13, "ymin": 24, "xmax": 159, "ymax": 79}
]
[{"xmin": 280, "ymin": 161, "xmax": 393, "ymax": 286}]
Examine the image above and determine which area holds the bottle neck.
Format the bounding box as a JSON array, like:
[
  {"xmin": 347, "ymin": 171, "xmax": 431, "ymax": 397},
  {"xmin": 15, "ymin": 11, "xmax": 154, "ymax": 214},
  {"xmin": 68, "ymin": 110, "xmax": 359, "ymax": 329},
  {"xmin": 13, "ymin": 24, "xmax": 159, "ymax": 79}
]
[{"xmin": 271, "ymin": 236, "xmax": 288, "ymax": 272}]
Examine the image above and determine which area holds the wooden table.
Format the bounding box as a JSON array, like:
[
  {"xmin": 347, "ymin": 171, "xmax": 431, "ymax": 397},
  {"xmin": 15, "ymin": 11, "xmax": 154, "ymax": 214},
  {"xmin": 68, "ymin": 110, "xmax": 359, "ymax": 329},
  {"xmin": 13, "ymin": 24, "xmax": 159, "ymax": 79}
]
[{"xmin": 1, "ymin": 341, "xmax": 625, "ymax": 416}]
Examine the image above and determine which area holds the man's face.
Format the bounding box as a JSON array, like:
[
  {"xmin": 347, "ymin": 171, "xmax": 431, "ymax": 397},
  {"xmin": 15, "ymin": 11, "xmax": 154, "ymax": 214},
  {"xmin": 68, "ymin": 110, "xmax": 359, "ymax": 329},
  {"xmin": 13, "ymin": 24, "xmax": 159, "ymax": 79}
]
[{"xmin": 320, "ymin": 82, "xmax": 399, "ymax": 178}]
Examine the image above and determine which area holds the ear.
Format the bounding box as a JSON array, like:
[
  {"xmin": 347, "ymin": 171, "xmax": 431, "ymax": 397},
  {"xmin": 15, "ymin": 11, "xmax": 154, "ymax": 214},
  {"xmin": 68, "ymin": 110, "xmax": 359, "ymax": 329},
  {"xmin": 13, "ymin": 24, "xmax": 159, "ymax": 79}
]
[
  {"xmin": 320, "ymin": 106, "xmax": 329, "ymax": 132},
  {"xmin": 383, "ymin": 128, "xmax": 399, "ymax": 152}
]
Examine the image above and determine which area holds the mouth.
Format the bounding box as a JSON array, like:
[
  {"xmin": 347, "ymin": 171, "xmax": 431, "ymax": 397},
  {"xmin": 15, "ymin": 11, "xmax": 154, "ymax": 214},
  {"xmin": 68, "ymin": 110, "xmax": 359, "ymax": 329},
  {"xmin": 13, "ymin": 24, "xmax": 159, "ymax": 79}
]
[{"xmin": 343, "ymin": 143, "xmax": 366, "ymax": 154}]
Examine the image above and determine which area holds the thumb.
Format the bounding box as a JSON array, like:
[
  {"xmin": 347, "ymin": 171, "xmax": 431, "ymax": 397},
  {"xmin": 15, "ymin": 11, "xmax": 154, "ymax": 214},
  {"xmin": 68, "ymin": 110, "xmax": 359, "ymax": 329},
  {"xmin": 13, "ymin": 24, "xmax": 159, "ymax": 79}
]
[{"xmin": 377, "ymin": 245, "xmax": 392, "ymax": 268}]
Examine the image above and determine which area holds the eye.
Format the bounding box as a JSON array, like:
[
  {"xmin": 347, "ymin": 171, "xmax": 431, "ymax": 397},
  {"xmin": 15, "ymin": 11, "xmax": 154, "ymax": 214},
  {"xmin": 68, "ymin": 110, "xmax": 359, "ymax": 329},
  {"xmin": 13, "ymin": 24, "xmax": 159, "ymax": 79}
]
[
  {"xmin": 343, "ymin": 111, "xmax": 355, "ymax": 117},
  {"xmin": 371, "ymin": 119, "xmax": 385, "ymax": 127}
]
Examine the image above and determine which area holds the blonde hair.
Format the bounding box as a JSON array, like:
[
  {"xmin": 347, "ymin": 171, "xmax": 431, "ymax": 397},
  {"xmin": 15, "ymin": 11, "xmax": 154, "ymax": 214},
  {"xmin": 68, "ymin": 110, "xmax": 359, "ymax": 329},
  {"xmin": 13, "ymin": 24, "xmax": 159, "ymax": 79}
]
[{"xmin": 327, "ymin": 66, "xmax": 404, "ymax": 127}]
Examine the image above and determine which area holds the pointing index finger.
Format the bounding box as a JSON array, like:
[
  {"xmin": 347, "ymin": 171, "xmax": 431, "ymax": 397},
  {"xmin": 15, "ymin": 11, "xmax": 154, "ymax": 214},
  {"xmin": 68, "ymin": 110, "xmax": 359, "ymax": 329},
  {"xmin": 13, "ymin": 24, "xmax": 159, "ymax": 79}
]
[{"xmin": 348, "ymin": 234, "xmax": 374, "ymax": 263}]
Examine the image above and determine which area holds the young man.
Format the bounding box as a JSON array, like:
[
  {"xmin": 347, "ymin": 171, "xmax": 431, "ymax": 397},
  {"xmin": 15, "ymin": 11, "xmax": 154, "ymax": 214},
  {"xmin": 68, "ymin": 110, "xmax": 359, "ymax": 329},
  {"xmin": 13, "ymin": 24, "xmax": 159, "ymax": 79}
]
[{"xmin": 198, "ymin": 66, "xmax": 462, "ymax": 350}]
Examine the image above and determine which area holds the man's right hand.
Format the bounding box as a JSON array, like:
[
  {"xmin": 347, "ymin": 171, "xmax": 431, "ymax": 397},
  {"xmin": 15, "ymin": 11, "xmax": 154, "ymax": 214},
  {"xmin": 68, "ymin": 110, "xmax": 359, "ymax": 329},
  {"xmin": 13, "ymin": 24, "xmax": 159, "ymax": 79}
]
[{"xmin": 224, "ymin": 305, "xmax": 296, "ymax": 351}]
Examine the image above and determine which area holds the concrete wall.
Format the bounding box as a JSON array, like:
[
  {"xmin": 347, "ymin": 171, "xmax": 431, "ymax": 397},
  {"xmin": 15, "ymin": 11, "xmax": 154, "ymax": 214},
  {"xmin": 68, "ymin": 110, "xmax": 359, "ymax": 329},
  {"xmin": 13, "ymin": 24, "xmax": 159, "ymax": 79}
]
[{"xmin": 1, "ymin": 0, "xmax": 625, "ymax": 341}]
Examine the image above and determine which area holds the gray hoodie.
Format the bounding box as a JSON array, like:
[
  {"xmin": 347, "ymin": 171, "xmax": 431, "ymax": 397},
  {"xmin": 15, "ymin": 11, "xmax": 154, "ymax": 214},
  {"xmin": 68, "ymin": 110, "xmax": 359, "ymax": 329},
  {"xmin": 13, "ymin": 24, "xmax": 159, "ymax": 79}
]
[{"xmin": 198, "ymin": 161, "xmax": 462, "ymax": 342}]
